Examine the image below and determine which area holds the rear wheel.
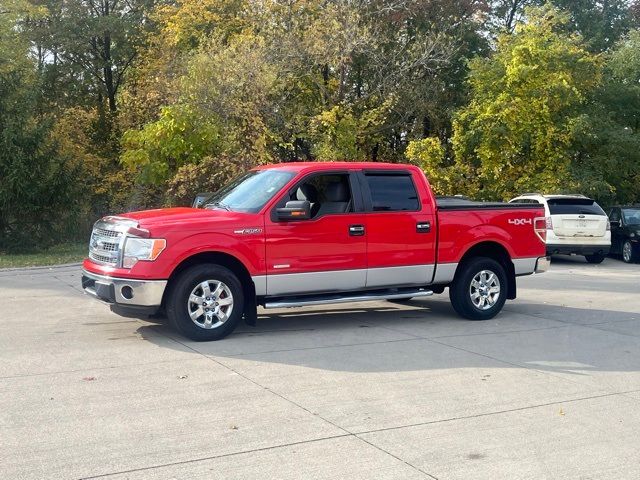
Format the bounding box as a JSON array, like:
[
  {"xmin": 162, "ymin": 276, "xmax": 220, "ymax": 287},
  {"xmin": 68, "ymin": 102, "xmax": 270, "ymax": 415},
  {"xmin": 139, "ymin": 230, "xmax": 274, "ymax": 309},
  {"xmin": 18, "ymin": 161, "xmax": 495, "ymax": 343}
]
[
  {"xmin": 167, "ymin": 264, "xmax": 244, "ymax": 341},
  {"xmin": 449, "ymin": 257, "xmax": 507, "ymax": 321},
  {"xmin": 622, "ymin": 240, "xmax": 638, "ymax": 263},
  {"xmin": 585, "ymin": 253, "xmax": 605, "ymax": 264}
]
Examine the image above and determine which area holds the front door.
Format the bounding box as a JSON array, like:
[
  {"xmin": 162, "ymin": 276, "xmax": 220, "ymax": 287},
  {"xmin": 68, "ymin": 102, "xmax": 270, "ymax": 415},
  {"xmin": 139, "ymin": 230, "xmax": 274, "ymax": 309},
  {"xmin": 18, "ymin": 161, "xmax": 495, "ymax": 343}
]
[{"xmin": 264, "ymin": 171, "xmax": 367, "ymax": 296}]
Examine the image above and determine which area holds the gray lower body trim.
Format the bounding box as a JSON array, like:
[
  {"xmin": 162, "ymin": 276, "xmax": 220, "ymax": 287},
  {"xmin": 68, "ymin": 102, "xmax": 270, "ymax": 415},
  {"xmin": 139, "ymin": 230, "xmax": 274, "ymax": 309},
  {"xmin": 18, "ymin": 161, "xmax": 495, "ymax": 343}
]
[
  {"xmin": 265, "ymin": 269, "xmax": 367, "ymax": 296},
  {"xmin": 512, "ymin": 257, "xmax": 539, "ymax": 275},
  {"xmin": 252, "ymin": 275, "xmax": 267, "ymax": 296},
  {"xmin": 366, "ymin": 264, "xmax": 434, "ymax": 288},
  {"xmin": 431, "ymin": 262, "xmax": 458, "ymax": 284},
  {"xmin": 81, "ymin": 269, "xmax": 167, "ymax": 306},
  {"xmin": 260, "ymin": 264, "xmax": 435, "ymax": 296}
]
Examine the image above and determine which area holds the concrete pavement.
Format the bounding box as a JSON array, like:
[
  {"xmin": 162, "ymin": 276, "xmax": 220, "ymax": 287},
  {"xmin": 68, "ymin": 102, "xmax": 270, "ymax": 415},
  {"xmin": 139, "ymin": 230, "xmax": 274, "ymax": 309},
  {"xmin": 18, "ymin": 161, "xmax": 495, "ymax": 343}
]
[{"xmin": 1, "ymin": 257, "xmax": 639, "ymax": 479}]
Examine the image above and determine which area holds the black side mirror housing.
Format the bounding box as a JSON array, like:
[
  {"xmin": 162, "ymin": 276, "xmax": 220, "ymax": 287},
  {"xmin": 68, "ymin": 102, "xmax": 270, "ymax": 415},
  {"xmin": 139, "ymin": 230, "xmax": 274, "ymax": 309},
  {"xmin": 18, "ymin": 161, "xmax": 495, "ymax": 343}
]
[
  {"xmin": 276, "ymin": 200, "xmax": 311, "ymax": 221},
  {"xmin": 192, "ymin": 192, "xmax": 214, "ymax": 208},
  {"xmin": 610, "ymin": 220, "xmax": 620, "ymax": 228}
]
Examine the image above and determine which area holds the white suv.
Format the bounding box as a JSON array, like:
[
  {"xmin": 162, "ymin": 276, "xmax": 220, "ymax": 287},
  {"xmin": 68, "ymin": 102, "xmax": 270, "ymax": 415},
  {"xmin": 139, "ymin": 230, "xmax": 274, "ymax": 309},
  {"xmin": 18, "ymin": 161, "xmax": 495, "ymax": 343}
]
[{"xmin": 509, "ymin": 194, "xmax": 611, "ymax": 264}]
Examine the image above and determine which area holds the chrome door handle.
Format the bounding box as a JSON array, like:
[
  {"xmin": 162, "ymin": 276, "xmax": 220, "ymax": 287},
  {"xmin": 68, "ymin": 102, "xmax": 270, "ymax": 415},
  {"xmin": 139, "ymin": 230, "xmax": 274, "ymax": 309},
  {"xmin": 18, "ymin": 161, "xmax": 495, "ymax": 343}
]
[
  {"xmin": 416, "ymin": 222, "xmax": 431, "ymax": 233},
  {"xmin": 349, "ymin": 225, "xmax": 365, "ymax": 236}
]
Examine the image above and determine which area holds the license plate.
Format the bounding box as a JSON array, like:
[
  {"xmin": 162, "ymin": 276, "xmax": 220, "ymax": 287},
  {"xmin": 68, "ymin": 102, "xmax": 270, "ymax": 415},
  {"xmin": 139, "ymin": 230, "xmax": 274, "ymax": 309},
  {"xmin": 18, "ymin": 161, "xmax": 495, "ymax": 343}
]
[{"xmin": 576, "ymin": 220, "xmax": 588, "ymax": 229}]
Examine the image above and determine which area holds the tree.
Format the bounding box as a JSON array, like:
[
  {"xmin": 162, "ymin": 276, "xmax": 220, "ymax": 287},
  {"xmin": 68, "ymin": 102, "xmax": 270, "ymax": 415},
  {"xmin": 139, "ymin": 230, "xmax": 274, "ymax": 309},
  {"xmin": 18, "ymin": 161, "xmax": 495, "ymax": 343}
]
[
  {"xmin": 568, "ymin": 29, "xmax": 640, "ymax": 203},
  {"xmin": 451, "ymin": 5, "xmax": 602, "ymax": 200},
  {"xmin": 0, "ymin": 0, "xmax": 83, "ymax": 250},
  {"xmin": 25, "ymin": 0, "xmax": 149, "ymax": 113}
]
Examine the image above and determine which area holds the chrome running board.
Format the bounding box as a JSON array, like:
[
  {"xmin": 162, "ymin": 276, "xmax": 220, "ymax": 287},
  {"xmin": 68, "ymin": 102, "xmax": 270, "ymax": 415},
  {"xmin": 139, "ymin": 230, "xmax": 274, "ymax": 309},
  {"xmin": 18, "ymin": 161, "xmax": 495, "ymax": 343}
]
[{"xmin": 264, "ymin": 289, "xmax": 433, "ymax": 309}]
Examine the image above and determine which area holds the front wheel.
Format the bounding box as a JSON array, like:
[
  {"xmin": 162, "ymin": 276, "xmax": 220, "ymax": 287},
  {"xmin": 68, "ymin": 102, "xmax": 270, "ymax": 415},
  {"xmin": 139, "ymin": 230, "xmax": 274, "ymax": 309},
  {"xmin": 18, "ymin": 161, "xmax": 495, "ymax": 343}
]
[
  {"xmin": 585, "ymin": 253, "xmax": 605, "ymax": 264},
  {"xmin": 167, "ymin": 264, "xmax": 244, "ymax": 341},
  {"xmin": 449, "ymin": 257, "xmax": 507, "ymax": 320}
]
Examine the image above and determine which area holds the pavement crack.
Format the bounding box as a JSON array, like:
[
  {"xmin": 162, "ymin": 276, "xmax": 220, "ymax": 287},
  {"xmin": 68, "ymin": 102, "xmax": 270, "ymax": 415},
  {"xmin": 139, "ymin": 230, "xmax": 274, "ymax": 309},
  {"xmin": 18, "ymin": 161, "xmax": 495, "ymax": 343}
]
[
  {"xmin": 78, "ymin": 434, "xmax": 352, "ymax": 479},
  {"xmin": 353, "ymin": 388, "xmax": 640, "ymax": 436}
]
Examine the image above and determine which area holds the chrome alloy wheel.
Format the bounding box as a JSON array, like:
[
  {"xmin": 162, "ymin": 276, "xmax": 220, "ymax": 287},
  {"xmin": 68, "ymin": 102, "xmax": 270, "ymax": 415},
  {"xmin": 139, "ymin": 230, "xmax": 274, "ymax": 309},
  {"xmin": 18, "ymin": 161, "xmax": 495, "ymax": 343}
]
[
  {"xmin": 623, "ymin": 241, "xmax": 632, "ymax": 263},
  {"xmin": 469, "ymin": 270, "xmax": 501, "ymax": 310},
  {"xmin": 187, "ymin": 280, "xmax": 234, "ymax": 329}
]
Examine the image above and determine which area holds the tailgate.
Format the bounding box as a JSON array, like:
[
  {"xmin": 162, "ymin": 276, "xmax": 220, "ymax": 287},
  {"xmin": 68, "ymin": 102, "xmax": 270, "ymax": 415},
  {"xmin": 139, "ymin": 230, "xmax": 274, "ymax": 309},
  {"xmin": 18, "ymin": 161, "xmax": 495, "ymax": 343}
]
[{"xmin": 551, "ymin": 214, "xmax": 607, "ymax": 238}]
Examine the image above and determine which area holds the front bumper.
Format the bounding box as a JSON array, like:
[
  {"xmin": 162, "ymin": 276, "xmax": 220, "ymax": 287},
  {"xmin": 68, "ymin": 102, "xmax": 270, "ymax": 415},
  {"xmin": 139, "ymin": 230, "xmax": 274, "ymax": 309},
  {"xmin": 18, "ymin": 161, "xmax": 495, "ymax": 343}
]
[{"xmin": 81, "ymin": 269, "xmax": 167, "ymax": 314}]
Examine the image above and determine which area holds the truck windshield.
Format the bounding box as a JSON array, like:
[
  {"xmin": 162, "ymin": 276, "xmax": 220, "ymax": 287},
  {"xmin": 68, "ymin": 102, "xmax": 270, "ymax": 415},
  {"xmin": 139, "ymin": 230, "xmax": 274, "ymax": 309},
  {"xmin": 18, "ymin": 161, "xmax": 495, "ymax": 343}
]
[{"xmin": 203, "ymin": 169, "xmax": 295, "ymax": 213}]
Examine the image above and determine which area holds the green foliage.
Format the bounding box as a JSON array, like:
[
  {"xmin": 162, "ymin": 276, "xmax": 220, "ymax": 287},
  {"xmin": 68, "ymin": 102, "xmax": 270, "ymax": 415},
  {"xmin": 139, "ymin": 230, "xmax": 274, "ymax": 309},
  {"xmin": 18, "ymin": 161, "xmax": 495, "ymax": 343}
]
[
  {"xmin": 0, "ymin": 29, "xmax": 84, "ymax": 251},
  {"xmin": 121, "ymin": 105, "xmax": 222, "ymax": 183},
  {"xmin": 2, "ymin": 0, "xmax": 640, "ymax": 256},
  {"xmin": 452, "ymin": 5, "xmax": 603, "ymax": 200},
  {"xmin": 167, "ymin": 155, "xmax": 240, "ymax": 206}
]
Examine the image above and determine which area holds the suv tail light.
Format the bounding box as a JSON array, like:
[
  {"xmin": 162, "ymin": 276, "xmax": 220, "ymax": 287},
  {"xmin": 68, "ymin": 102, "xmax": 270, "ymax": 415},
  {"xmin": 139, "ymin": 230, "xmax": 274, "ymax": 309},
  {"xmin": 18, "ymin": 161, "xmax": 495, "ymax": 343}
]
[
  {"xmin": 546, "ymin": 216, "xmax": 553, "ymax": 230},
  {"xmin": 606, "ymin": 219, "xmax": 611, "ymax": 231},
  {"xmin": 534, "ymin": 217, "xmax": 548, "ymax": 243}
]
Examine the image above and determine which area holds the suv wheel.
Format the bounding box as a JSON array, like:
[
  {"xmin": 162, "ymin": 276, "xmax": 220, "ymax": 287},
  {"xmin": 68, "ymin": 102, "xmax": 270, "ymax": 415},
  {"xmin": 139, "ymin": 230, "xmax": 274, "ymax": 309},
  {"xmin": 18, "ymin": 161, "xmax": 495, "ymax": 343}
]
[
  {"xmin": 449, "ymin": 257, "xmax": 507, "ymax": 320},
  {"xmin": 167, "ymin": 264, "xmax": 244, "ymax": 341},
  {"xmin": 585, "ymin": 253, "xmax": 605, "ymax": 264}
]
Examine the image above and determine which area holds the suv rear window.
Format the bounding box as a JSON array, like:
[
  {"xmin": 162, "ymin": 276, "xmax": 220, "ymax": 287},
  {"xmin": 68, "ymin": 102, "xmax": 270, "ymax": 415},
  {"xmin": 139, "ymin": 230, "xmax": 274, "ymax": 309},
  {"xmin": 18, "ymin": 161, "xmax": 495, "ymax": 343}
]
[{"xmin": 547, "ymin": 198, "xmax": 605, "ymax": 216}]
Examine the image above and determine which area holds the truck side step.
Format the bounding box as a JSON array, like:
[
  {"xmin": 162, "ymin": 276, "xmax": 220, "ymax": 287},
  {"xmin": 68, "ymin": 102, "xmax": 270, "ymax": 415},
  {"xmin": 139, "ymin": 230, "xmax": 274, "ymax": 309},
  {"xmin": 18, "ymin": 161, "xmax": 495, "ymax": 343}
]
[{"xmin": 263, "ymin": 289, "xmax": 433, "ymax": 309}]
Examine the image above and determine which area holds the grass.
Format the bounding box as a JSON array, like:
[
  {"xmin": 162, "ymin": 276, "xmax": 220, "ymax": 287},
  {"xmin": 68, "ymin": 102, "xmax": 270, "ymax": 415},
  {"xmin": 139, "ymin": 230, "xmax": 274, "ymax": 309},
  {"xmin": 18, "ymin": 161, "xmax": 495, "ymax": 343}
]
[{"xmin": 0, "ymin": 243, "xmax": 87, "ymax": 269}]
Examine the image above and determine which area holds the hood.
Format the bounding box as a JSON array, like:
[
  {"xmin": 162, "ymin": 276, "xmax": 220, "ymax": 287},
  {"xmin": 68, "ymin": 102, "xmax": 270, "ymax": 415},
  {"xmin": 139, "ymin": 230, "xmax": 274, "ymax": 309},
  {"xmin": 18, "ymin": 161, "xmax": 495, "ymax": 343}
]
[{"xmin": 117, "ymin": 207, "xmax": 241, "ymax": 229}]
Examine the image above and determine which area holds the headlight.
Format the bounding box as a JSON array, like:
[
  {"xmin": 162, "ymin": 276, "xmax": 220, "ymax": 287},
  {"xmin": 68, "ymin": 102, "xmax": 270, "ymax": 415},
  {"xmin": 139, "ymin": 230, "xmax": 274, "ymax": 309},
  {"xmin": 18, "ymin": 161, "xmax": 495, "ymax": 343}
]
[{"xmin": 123, "ymin": 238, "xmax": 166, "ymax": 268}]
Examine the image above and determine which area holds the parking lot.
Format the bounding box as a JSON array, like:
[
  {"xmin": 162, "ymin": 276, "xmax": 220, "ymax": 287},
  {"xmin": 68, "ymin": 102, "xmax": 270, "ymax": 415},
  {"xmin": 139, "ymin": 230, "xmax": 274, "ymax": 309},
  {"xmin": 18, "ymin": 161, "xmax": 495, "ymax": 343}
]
[{"xmin": 1, "ymin": 257, "xmax": 640, "ymax": 479}]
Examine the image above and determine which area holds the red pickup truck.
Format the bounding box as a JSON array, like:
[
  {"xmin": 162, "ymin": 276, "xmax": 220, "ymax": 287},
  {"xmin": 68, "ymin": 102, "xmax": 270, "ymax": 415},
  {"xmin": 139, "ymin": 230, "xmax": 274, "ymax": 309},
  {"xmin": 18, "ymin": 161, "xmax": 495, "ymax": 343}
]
[{"xmin": 82, "ymin": 162, "xmax": 549, "ymax": 341}]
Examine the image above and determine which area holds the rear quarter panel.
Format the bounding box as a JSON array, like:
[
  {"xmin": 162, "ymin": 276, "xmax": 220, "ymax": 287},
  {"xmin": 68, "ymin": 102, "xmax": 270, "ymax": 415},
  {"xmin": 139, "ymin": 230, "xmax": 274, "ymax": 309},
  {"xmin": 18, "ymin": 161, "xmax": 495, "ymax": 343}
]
[{"xmin": 437, "ymin": 207, "xmax": 546, "ymax": 263}]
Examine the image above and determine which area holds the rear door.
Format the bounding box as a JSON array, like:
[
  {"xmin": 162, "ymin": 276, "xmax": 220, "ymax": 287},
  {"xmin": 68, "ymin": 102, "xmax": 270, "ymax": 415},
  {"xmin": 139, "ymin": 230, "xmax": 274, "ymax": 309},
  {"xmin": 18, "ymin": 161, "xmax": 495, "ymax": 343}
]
[
  {"xmin": 547, "ymin": 198, "xmax": 608, "ymax": 239},
  {"xmin": 359, "ymin": 169, "xmax": 436, "ymax": 288}
]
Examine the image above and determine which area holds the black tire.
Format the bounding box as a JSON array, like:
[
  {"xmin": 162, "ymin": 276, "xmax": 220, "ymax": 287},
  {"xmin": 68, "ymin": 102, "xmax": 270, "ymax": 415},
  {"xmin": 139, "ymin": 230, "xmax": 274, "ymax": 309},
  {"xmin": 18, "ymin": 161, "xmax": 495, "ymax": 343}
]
[
  {"xmin": 166, "ymin": 264, "xmax": 244, "ymax": 341},
  {"xmin": 449, "ymin": 257, "xmax": 507, "ymax": 320},
  {"xmin": 585, "ymin": 253, "xmax": 605, "ymax": 264},
  {"xmin": 622, "ymin": 240, "xmax": 639, "ymax": 263}
]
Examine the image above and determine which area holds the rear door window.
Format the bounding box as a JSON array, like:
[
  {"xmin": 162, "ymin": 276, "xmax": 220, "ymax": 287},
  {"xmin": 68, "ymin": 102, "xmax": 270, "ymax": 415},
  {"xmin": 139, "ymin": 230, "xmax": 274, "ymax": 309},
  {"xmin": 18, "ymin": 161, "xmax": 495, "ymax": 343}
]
[
  {"xmin": 364, "ymin": 173, "xmax": 419, "ymax": 212},
  {"xmin": 547, "ymin": 198, "xmax": 605, "ymax": 216}
]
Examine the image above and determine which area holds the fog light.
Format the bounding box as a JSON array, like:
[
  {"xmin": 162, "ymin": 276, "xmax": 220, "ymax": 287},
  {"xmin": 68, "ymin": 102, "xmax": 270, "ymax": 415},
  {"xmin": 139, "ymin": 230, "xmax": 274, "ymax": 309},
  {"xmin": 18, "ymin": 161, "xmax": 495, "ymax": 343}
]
[{"xmin": 121, "ymin": 285, "xmax": 134, "ymax": 300}]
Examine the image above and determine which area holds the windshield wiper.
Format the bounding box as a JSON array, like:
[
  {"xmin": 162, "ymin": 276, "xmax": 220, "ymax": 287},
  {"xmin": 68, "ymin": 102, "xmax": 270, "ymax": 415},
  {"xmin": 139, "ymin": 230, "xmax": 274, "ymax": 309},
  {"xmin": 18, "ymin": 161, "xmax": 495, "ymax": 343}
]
[{"xmin": 204, "ymin": 201, "xmax": 232, "ymax": 211}]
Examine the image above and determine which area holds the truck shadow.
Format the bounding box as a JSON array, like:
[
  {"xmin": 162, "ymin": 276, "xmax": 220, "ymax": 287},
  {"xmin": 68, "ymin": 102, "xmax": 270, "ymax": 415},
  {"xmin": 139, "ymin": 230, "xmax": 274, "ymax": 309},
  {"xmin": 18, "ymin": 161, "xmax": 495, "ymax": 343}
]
[{"xmin": 136, "ymin": 299, "xmax": 640, "ymax": 375}]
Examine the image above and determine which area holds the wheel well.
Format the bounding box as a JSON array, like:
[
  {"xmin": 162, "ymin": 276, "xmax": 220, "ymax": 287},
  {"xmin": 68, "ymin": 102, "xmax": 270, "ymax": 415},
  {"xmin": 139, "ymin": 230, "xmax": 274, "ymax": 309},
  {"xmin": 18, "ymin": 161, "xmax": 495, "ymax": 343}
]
[
  {"xmin": 456, "ymin": 242, "xmax": 517, "ymax": 300},
  {"xmin": 163, "ymin": 252, "xmax": 256, "ymax": 310}
]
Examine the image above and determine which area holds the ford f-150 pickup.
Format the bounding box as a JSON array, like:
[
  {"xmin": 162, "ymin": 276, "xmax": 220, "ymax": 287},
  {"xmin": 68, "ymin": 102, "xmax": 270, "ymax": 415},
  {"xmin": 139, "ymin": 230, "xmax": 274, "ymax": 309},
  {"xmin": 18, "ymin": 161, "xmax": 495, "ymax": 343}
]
[{"xmin": 82, "ymin": 162, "xmax": 549, "ymax": 341}]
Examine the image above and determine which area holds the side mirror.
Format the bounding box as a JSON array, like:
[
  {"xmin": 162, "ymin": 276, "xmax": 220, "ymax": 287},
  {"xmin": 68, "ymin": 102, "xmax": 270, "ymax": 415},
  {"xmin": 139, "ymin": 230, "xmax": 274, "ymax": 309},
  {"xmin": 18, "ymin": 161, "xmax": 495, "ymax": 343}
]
[
  {"xmin": 276, "ymin": 200, "xmax": 311, "ymax": 221},
  {"xmin": 610, "ymin": 220, "xmax": 620, "ymax": 228},
  {"xmin": 192, "ymin": 193, "xmax": 214, "ymax": 208}
]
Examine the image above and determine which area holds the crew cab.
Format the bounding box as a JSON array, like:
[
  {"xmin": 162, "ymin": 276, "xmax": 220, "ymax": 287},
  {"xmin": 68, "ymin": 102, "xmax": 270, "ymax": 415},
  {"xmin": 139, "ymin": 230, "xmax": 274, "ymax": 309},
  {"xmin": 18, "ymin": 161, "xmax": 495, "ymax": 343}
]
[{"xmin": 82, "ymin": 162, "xmax": 549, "ymax": 341}]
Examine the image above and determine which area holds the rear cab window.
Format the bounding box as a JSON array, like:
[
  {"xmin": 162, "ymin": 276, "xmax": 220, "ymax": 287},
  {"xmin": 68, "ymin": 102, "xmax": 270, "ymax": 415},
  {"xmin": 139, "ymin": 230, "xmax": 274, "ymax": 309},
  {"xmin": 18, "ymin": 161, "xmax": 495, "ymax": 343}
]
[
  {"xmin": 363, "ymin": 172, "xmax": 420, "ymax": 212},
  {"xmin": 547, "ymin": 198, "xmax": 606, "ymax": 216}
]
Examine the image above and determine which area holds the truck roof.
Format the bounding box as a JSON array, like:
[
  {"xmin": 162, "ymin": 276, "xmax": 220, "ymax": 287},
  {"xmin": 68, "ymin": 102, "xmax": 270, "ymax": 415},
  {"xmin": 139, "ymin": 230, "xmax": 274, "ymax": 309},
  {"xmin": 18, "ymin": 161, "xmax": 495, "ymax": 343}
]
[{"xmin": 255, "ymin": 161, "xmax": 416, "ymax": 173}]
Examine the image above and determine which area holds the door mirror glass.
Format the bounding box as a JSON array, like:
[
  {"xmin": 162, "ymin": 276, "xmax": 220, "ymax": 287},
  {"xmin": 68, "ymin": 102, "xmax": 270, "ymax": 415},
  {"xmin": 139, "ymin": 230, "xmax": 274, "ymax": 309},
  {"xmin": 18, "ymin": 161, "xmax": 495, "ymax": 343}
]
[{"xmin": 276, "ymin": 200, "xmax": 311, "ymax": 221}]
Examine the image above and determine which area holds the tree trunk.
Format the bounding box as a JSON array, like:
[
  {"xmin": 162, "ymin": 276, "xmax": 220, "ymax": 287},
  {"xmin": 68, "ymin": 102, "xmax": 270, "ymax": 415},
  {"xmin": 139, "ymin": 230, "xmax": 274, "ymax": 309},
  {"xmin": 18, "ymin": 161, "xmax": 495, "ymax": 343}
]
[{"xmin": 103, "ymin": 0, "xmax": 116, "ymax": 112}]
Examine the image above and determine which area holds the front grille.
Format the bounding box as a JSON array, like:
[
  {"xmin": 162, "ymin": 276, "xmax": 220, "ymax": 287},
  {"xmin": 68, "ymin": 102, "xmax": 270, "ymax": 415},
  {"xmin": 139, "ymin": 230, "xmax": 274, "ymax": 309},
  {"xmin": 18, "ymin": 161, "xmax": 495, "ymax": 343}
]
[
  {"xmin": 100, "ymin": 242, "xmax": 119, "ymax": 252},
  {"xmin": 89, "ymin": 221, "xmax": 125, "ymax": 266},
  {"xmin": 89, "ymin": 251, "xmax": 114, "ymax": 264},
  {"xmin": 94, "ymin": 227, "xmax": 120, "ymax": 238}
]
